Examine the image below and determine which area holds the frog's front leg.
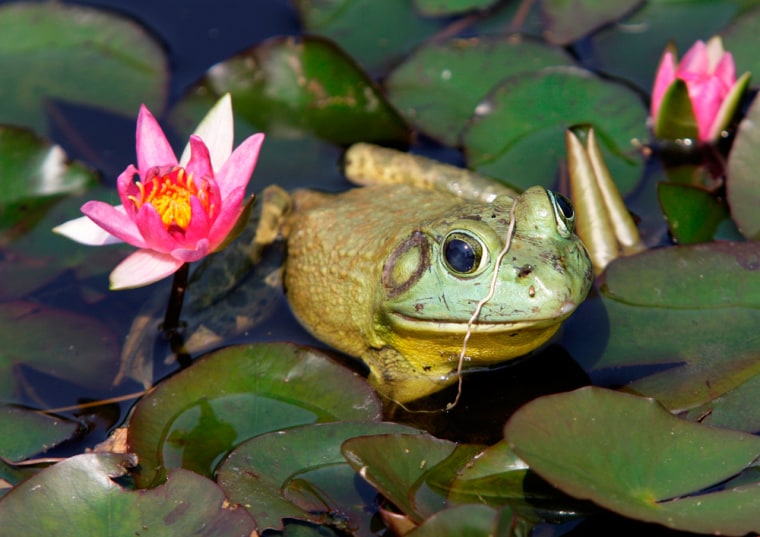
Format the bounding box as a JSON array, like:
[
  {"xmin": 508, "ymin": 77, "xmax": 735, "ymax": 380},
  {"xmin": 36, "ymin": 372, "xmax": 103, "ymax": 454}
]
[{"xmin": 344, "ymin": 143, "xmax": 519, "ymax": 203}]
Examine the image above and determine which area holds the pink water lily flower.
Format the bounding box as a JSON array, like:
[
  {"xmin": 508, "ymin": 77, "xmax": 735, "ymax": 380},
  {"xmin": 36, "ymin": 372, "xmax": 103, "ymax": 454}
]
[
  {"xmin": 54, "ymin": 94, "xmax": 265, "ymax": 289},
  {"xmin": 651, "ymin": 36, "xmax": 750, "ymax": 142}
]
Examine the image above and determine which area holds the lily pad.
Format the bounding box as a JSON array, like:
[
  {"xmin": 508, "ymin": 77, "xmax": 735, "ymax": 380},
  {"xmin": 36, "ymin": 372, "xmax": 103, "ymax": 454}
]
[
  {"xmin": 540, "ymin": 0, "xmax": 644, "ymax": 45},
  {"xmin": 386, "ymin": 36, "xmax": 574, "ymax": 146},
  {"xmin": 217, "ymin": 421, "xmax": 420, "ymax": 532},
  {"xmin": 203, "ymin": 36, "xmax": 410, "ymax": 146},
  {"xmin": 0, "ymin": 405, "xmax": 79, "ymax": 462},
  {"xmin": 292, "ymin": 0, "xmax": 441, "ymax": 72},
  {"xmin": 0, "ymin": 301, "xmax": 120, "ymax": 403},
  {"xmin": 727, "ymin": 92, "xmax": 760, "ymax": 239},
  {"xmin": 127, "ymin": 343, "xmax": 380, "ymax": 488},
  {"xmin": 0, "ymin": 453, "xmax": 256, "ymax": 536},
  {"xmin": 342, "ymin": 433, "xmax": 474, "ymax": 523},
  {"xmin": 0, "ymin": 2, "xmax": 167, "ymax": 132},
  {"xmin": 723, "ymin": 4, "xmax": 760, "ymax": 87},
  {"xmin": 505, "ymin": 387, "xmax": 760, "ymax": 535},
  {"xmin": 413, "ymin": 0, "xmax": 500, "ymax": 16},
  {"xmin": 657, "ymin": 182, "xmax": 730, "ymax": 244},
  {"xmin": 463, "ymin": 67, "xmax": 646, "ymax": 193},
  {"xmin": 406, "ymin": 504, "xmax": 531, "ymax": 537}
]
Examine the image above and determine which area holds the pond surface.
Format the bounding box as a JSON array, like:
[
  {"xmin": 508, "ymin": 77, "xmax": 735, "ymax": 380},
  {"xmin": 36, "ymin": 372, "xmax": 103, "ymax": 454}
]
[{"xmin": 2, "ymin": 1, "xmax": 760, "ymax": 536}]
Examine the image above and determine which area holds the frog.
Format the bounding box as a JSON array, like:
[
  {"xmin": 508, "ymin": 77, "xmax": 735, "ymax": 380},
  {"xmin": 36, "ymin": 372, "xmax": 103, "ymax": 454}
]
[{"xmin": 274, "ymin": 143, "xmax": 594, "ymax": 404}]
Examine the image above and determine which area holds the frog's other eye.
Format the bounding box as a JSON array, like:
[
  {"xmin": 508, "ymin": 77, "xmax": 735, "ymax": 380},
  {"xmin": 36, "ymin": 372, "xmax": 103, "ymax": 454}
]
[
  {"xmin": 547, "ymin": 190, "xmax": 575, "ymax": 237},
  {"xmin": 442, "ymin": 231, "xmax": 487, "ymax": 276}
]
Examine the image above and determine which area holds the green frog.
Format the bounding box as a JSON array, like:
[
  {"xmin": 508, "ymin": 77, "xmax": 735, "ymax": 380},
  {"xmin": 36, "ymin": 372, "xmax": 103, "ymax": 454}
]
[{"xmin": 278, "ymin": 143, "xmax": 594, "ymax": 403}]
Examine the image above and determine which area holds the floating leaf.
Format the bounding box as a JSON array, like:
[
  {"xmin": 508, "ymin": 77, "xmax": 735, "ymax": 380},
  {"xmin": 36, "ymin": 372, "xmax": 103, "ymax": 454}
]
[
  {"xmin": 0, "ymin": 301, "xmax": 120, "ymax": 403},
  {"xmin": 406, "ymin": 504, "xmax": 531, "ymax": 537},
  {"xmin": 727, "ymin": 92, "xmax": 760, "ymax": 239},
  {"xmin": 292, "ymin": 0, "xmax": 440, "ymax": 72},
  {"xmin": 540, "ymin": 0, "xmax": 644, "ymax": 45},
  {"xmin": 203, "ymin": 36, "xmax": 410, "ymax": 146},
  {"xmin": 657, "ymin": 182, "xmax": 730, "ymax": 244},
  {"xmin": 386, "ymin": 36, "xmax": 574, "ymax": 146},
  {"xmin": 723, "ymin": 4, "xmax": 760, "ymax": 88},
  {"xmin": 505, "ymin": 387, "xmax": 760, "ymax": 535},
  {"xmin": 342, "ymin": 433, "xmax": 471, "ymax": 523},
  {"xmin": 463, "ymin": 68, "xmax": 646, "ymax": 193},
  {"xmin": 128, "ymin": 343, "xmax": 380, "ymax": 488},
  {"xmin": 218, "ymin": 421, "xmax": 419, "ymax": 532},
  {"xmin": 0, "ymin": 453, "xmax": 256, "ymax": 536},
  {"xmin": 414, "ymin": 0, "xmax": 500, "ymax": 16},
  {"xmin": 0, "ymin": 405, "xmax": 79, "ymax": 462},
  {"xmin": 0, "ymin": 2, "xmax": 167, "ymax": 132}
]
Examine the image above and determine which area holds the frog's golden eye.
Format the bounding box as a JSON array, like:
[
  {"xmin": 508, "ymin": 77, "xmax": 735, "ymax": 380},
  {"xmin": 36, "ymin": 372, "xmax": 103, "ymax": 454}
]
[
  {"xmin": 547, "ymin": 190, "xmax": 575, "ymax": 238},
  {"xmin": 442, "ymin": 231, "xmax": 486, "ymax": 276}
]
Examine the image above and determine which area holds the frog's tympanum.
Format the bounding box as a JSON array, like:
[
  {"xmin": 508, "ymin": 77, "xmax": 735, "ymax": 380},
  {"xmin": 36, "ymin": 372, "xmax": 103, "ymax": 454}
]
[{"xmin": 281, "ymin": 149, "xmax": 593, "ymax": 403}]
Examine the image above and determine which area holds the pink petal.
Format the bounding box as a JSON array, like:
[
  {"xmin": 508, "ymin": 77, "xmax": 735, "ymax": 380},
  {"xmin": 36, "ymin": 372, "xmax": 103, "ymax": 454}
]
[
  {"xmin": 651, "ymin": 50, "xmax": 676, "ymax": 121},
  {"xmin": 678, "ymin": 40, "xmax": 708, "ymax": 75},
  {"xmin": 689, "ymin": 77, "xmax": 725, "ymax": 141},
  {"xmin": 713, "ymin": 52, "xmax": 736, "ymax": 90},
  {"xmin": 171, "ymin": 238, "xmax": 210, "ymax": 263},
  {"xmin": 53, "ymin": 214, "xmax": 124, "ymax": 246},
  {"xmin": 214, "ymin": 133, "xmax": 265, "ymax": 200},
  {"xmin": 185, "ymin": 135, "xmax": 214, "ymax": 181},
  {"xmin": 134, "ymin": 204, "xmax": 180, "ymax": 253},
  {"xmin": 81, "ymin": 201, "xmax": 147, "ymax": 248},
  {"xmin": 181, "ymin": 197, "xmax": 212, "ymax": 247},
  {"xmin": 208, "ymin": 186, "xmax": 247, "ymax": 249},
  {"xmin": 136, "ymin": 104, "xmax": 178, "ymax": 174},
  {"xmin": 179, "ymin": 93, "xmax": 234, "ymax": 171},
  {"xmin": 110, "ymin": 249, "xmax": 184, "ymax": 290},
  {"xmin": 116, "ymin": 165, "xmax": 141, "ymax": 220}
]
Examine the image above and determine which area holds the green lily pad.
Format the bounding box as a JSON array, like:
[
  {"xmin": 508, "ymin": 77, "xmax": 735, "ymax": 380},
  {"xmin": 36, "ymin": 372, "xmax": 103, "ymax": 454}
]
[
  {"xmin": 0, "ymin": 2, "xmax": 167, "ymax": 133},
  {"xmin": 203, "ymin": 36, "xmax": 410, "ymax": 146},
  {"xmin": 406, "ymin": 504, "xmax": 532, "ymax": 537},
  {"xmin": 128, "ymin": 343, "xmax": 381, "ymax": 488},
  {"xmin": 463, "ymin": 68, "xmax": 646, "ymax": 193},
  {"xmin": 566, "ymin": 242, "xmax": 760, "ymax": 412},
  {"xmin": 342, "ymin": 433, "xmax": 472, "ymax": 523},
  {"xmin": 727, "ymin": 92, "xmax": 760, "ymax": 239},
  {"xmin": 0, "ymin": 405, "xmax": 79, "ymax": 462},
  {"xmin": 657, "ymin": 182, "xmax": 730, "ymax": 243},
  {"xmin": 292, "ymin": 0, "xmax": 441, "ymax": 72},
  {"xmin": 0, "ymin": 301, "xmax": 120, "ymax": 403},
  {"xmin": 540, "ymin": 0, "xmax": 644, "ymax": 45},
  {"xmin": 217, "ymin": 421, "xmax": 420, "ymax": 532},
  {"xmin": 723, "ymin": 4, "xmax": 760, "ymax": 88},
  {"xmin": 413, "ymin": 0, "xmax": 500, "ymax": 16},
  {"xmin": 590, "ymin": 0, "xmax": 739, "ymax": 91},
  {"xmin": 505, "ymin": 387, "xmax": 760, "ymax": 535},
  {"xmin": 0, "ymin": 453, "xmax": 256, "ymax": 536},
  {"xmin": 386, "ymin": 36, "xmax": 574, "ymax": 146}
]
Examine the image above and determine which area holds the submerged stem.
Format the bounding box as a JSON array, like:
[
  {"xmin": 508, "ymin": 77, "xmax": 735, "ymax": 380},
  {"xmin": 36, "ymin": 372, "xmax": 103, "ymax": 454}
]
[{"xmin": 162, "ymin": 262, "xmax": 189, "ymax": 336}]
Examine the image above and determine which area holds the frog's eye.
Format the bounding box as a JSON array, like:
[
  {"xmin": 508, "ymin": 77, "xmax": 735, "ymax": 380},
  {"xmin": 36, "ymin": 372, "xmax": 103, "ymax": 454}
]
[
  {"xmin": 442, "ymin": 231, "xmax": 487, "ymax": 276},
  {"xmin": 547, "ymin": 190, "xmax": 575, "ymax": 238}
]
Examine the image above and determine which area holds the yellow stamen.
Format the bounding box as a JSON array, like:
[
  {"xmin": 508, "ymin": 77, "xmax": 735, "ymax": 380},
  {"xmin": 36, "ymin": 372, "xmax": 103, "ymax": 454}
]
[{"xmin": 128, "ymin": 167, "xmax": 214, "ymax": 231}]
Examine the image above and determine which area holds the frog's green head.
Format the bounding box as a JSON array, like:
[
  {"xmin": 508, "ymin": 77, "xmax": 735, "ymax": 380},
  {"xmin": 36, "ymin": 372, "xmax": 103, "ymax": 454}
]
[{"xmin": 375, "ymin": 186, "xmax": 593, "ymax": 376}]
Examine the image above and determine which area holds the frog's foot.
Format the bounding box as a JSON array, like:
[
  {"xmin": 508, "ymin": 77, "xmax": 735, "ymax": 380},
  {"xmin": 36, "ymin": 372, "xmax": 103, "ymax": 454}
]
[
  {"xmin": 253, "ymin": 184, "xmax": 294, "ymax": 256},
  {"xmin": 363, "ymin": 347, "xmax": 459, "ymax": 404}
]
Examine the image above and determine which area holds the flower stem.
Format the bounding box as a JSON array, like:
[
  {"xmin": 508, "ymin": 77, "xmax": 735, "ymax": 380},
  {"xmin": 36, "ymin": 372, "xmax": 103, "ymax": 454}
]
[{"xmin": 163, "ymin": 262, "xmax": 189, "ymax": 336}]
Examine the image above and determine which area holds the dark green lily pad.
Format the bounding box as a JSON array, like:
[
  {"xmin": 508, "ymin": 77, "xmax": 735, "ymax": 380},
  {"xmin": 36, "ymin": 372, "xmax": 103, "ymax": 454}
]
[
  {"xmin": 0, "ymin": 301, "xmax": 120, "ymax": 403},
  {"xmin": 128, "ymin": 343, "xmax": 380, "ymax": 488},
  {"xmin": 540, "ymin": 0, "xmax": 643, "ymax": 45},
  {"xmin": 727, "ymin": 92, "xmax": 760, "ymax": 239},
  {"xmin": 0, "ymin": 2, "xmax": 167, "ymax": 132},
  {"xmin": 386, "ymin": 36, "xmax": 574, "ymax": 146},
  {"xmin": 723, "ymin": 4, "xmax": 760, "ymax": 88},
  {"xmin": 406, "ymin": 504, "xmax": 531, "ymax": 537},
  {"xmin": 566, "ymin": 242, "xmax": 760, "ymax": 412},
  {"xmin": 463, "ymin": 68, "xmax": 646, "ymax": 193},
  {"xmin": 413, "ymin": 0, "xmax": 499, "ymax": 16},
  {"xmin": 342, "ymin": 433, "xmax": 473, "ymax": 523},
  {"xmin": 203, "ymin": 35, "xmax": 410, "ymax": 146},
  {"xmin": 292, "ymin": 0, "xmax": 441, "ymax": 72},
  {"xmin": 0, "ymin": 453, "xmax": 256, "ymax": 536},
  {"xmin": 657, "ymin": 182, "xmax": 730, "ymax": 244},
  {"xmin": 590, "ymin": 0, "xmax": 739, "ymax": 91},
  {"xmin": 0, "ymin": 405, "xmax": 79, "ymax": 462},
  {"xmin": 505, "ymin": 387, "xmax": 760, "ymax": 535},
  {"xmin": 217, "ymin": 421, "xmax": 420, "ymax": 532}
]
